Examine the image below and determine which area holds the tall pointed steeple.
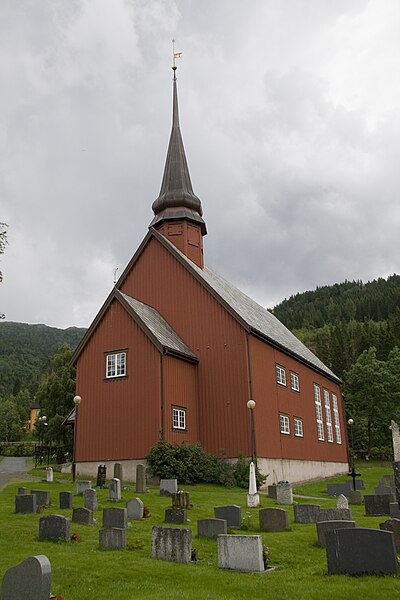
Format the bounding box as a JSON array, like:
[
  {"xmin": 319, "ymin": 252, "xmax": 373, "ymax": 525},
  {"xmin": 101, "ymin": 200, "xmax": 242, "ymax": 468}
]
[{"xmin": 150, "ymin": 55, "xmax": 206, "ymax": 268}]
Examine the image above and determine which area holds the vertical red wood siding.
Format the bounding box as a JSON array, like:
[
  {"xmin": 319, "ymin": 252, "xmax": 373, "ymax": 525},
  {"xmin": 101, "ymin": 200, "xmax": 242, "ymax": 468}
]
[{"xmin": 163, "ymin": 355, "xmax": 199, "ymax": 445}]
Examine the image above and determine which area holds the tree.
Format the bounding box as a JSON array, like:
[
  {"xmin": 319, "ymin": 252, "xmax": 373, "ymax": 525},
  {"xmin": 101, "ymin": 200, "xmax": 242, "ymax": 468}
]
[
  {"xmin": 0, "ymin": 398, "xmax": 23, "ymax": 442},
  {"xmin": 35, "ymin": 343, "xmax": 76, "ymax": 445},
  {"xmin": 0, "ymin": 222, "xmax": 8, "ymax": 319}
]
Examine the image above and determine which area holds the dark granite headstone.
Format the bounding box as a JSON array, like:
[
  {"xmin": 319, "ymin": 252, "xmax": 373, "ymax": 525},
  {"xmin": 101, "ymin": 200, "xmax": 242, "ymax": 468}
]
[
  {"xmin": 84, "ymin": 488, "xmax": 98, "ymax": 512},
  {"xmin": 267, "ymin": 485, "xmax": 278, "ymax": 499},
  {"xmin": 348, "ymin": 490, "xmax": 363, "ymax": 505},
  {"xmin": 375, "ymin": 484, "xmax": 396, "ymax": 495},
  {"xmin": 197, "ymin": 518, "xmax": 227, "ymax": 538},
  {"xmin": 294, "ymin": 504, "xmax": 321, "ymax": 523},
  {"xmin": 165, "ymin": 507, "xmax": 187, "ymax": 524},
  {"xmin": 160, "ymin": 479, "xmax": 178, "ymax": 496},
  {"xmin": 39, "ymin": 515, "xmax": 70, "ymax": 542},
  {"xmin": 96, "ymin": 464, "xmax": 107, "ymax": 488},
  {"xmin": 318, "ymin": 508, "xmax": 352, "ymax": 522},
  {"xmin": 151, "ymin": 526, "xmax": 192, "ymax": 563},
  {"xmin": 102, "ymin": 507, "xmax": 127, "ymax": 530},
  {"xmin": 99, "ymin": 527, "xmax": 127, "ymax": 549},
  {"xmin": 390, "ymin": 502, "xmax": 400, "ymax": 519},
  {"xmin": 30, "ymin": 490, "xmax": 50, "ymax": 507},
  {"xmin": 136, "ymin": 464, "xmax": 146, "ymax": 494},
  {"xmin": 1, "ymin": 555, "xmax": 51, "ymax": 600},
  {"xmin": 325, "ymin": 528, "xmax": 399, "ymax": 575},
  {"xmin": 259, "ymin": 507, "xmax": 289, "ymax": 532},
  {"xmin": 15, "ymin": 494, "xmax": 37, "ymax": 514},
  {"xmin": 114, "ymin": 462, "xmax": 123, "ymax": 482},
  {"xmin": 214, "ymin": 505, "xmax": 242, "ymax": 529},
  {"xmin": 379, "ymin": 518, "xmax": 400, "ymax": 550},
  {"xmin": 316, "ymin": 520, "xmax": 356, "ymax": 547},
  {"xmin": 364, "ymin": 494, "xmax": 394, "ymax": 516},
  {"xmin": 17, "ymin": 487, "xmax": 28, "ymax": 495},
  {"xmin": 59, "ymin": 491, "xmax": 73, "ymax": 509},
  {"xmin": 72, "ymin": 507, "xmax": 93, "ymax": 525}
]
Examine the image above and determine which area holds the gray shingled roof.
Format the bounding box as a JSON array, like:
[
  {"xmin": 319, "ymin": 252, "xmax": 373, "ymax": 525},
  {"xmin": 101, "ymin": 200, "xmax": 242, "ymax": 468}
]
[
  {"xmin": 119, "ymin": 292, "xmax": 197, "ymax": 360},
  {"xmin": 158, "ymin": 234, "xmax": 339, "ymax": 381}
]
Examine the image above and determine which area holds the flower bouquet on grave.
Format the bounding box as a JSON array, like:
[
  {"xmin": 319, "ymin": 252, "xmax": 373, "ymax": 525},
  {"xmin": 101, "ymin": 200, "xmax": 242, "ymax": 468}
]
[
  {"xmin": 262, "ymin": 544, "xmax": 270, "ymax": 570},
  {"xmin": 71, "ymin": 532, "xmax": 79, "ymax": 542}
]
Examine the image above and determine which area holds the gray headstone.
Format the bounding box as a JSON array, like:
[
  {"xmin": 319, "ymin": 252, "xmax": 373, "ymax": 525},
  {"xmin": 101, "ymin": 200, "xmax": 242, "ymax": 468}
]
[
  {"xmin": 326, "ymin": 528, "xmax": 399, "ymax": 575},
  {"xmin": 84, "ymin": 488, "xmax": 98, "ymax": 512},
  {"xmin": 30, "ymin": 490, "xmax": 50, "ymax": 507},
  {"xmin": 348, "ymin": 490, "xmax": 363, "ymax": 505},
  {"xmin": 365, "ymin": 494, "xmax": 394, "ymax": 516},
  {"xmin": 15, "ymin": 494, "xmax": 37, "ymax": 514},
  {"xmin": 276, "ymin": 482, "xmax": 293, "ymax": 505},
  {"xmin": 76, "ymin": 480, "xmax": 91, "ymax": 495},
  {"xmin": 259, "ymin": 507, "xmax": 289, "ymax": 532},
  {"xmin": 318, "ymin": 508, "xmax": 352, "ymax": 522},
  {"xmin": 136, "ymin": 464, "xmax": 146, "ymax": 494},
  {"xmin": 109, "ymin": 478, "xmax": 122, "ymax": 501},
  {"xmin": 151, "ymin": 526, "xmax": 192, "ymax": 563},
  {"xmin": 294, "ymin": 504, "xmax": 321, "ymax": 523},
  {"xmin": 114, "ymin": 463, "xmax": 123, "ymax": 482},
  {"xmin": 197, "ymin": 518, "xmax": 227, "ymax": 539},
  {"xmin": 380, "ymin": 518, "xmax": 400, "ymax": 550},
  {"xmin": 316, "ymin": 520, "xmax": 356, "ymax": 547},
  {"xmin": 59, "ymin": 491, "xmax": 73, "ymax": 509},
  {"xmin": 72, "ymin": 507, "xmax": 93, "ymax": 525},
  {"xmin": 1, "ymin": 555, "xmax": 51, "ymax": 600},
  {"xmin": 160, "ymin": 479, "xmax": 178, "ymax": 496},
  {"xmin": 18, "ymin": 487, "xmax": 28, "ymax": 495},
  {"xmin": 390, "ymin": 502, "xmax": 400, "ymax": 519},
  {"xmin": 336, "ymin": 494, "xmax": 349, "ymax": 509},
  {"xmin": 165, "ymin": 507, "xmax": 187, "ymax": 524},
  {"xmin": 103, "ymin": 507, "xmax": 127, "ymax": 530},
  {"xmin": 126, "ymin": 497, "xmax": 144, "ymax": 520},
  {"xmin": 218, "ymin": 534, "xmax": 264, "ymax": 572},
  {"xmin": 375, "ymin": 484, "xmax": 395, "ymax": 495},
  {"xmin": 99, "ymin": 527, "xmax": 127, "ymax": 549},
  {"xmin": 267, "ymin": 485, "xmax": 278, "ymax": 499},
  {"xmin": 39, "ymin": 515, "xmax": 70, "ymax": 542},
  {"xmin": 171, "ymin": 491, "xmax": 190, "ymax": 509},
  {"xmin": 46, "ymin": 467, "xmax": 53, "ymax": 483},
  {"xmin": 327, "ymin": 483, "xmax": 348, "ymax": 497},
  {"xmin": 214, "ymin": 505, "xmax": 242, "ymax": 529}
]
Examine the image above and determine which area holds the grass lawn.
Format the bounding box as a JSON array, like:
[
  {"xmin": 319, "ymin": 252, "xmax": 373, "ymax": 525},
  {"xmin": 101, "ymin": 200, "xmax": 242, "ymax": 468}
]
[{"xmin": 0, "ymin": 461, "xmax": 399, "ymax": 599}]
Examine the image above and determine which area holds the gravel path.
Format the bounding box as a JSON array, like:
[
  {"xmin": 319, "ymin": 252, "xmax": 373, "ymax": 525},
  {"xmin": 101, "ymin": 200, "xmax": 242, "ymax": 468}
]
[{"xmin": 0, "ymin": 456, "xmax": 31, "ymax": 489}]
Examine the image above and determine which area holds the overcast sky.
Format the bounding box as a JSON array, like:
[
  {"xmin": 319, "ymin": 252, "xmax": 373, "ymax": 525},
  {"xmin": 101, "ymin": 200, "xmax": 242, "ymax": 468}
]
[{"xmin": 1, "ymin": 0, "xmax": 400, "ymax": 329}]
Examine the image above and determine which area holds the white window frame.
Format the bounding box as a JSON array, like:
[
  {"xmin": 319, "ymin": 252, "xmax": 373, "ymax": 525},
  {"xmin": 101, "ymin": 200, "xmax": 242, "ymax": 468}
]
[
  {"xmin": 172, "ymin": 407, "xmax": 186, "ymax": 430},
  {"xmin": 323, "ymin": 389, "xmax": 334, "ymax": 443},
  {"xmin": 106, "ymin": 351, "xmax": 127, "ymax": 378},
  {"xmin": 332, "ymin": 393, "xmax": 342, "ymax": 444},
  {"xmin": 280, "ymin": 414, "xmax": 290, "ymax": 435},
  {"xmin": 314, "ymin": 384, "xmax": 325, "ymax": 441},
  {"xmin": 294, "ymin": 417, "xmax": 303, "ymax": 437},
  {"xmin": 290, "ymin": 371, "xmax": 300, "ymax": 392},
  {"xmin": 276, "ymin": 365, "xmax": 287, "ymax": 386}
]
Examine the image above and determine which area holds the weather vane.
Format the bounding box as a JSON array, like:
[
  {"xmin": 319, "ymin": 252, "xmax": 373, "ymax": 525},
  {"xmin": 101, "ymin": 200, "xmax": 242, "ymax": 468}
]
[{"xmin": 172, "ymin": 39, "xmax": 182, "ymax": 75}]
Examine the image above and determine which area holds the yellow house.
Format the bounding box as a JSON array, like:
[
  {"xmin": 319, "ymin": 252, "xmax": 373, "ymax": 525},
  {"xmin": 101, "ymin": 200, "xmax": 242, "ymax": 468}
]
[{"xmin": 24, "ymin": 402, "xmax": 41, "ymax": 433}]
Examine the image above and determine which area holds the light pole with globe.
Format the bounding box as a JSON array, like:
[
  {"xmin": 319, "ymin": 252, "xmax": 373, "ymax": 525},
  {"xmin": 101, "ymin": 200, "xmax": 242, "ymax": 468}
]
[{"xmin": 72, "ymin": 395, "xmax": 82, "ymax": 482}]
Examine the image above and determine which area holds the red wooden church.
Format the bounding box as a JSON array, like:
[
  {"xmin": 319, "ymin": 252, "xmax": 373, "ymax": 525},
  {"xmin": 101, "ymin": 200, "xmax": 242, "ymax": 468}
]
[{"xmin": 72, "ymin": 68, "xmax": 349, "ymax": 484}]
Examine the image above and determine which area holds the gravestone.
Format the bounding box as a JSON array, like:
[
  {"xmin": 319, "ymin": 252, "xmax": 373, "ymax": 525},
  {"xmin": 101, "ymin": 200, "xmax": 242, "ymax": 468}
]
[
  {"xmin": 348, "ymin": 490, "xmax": 363, "ymax": 505},
  {"xmin": 318, "ymin": 508, "xmax": 352, "ymax": 522},
  {"xmin": 18, "ymin": 487, "xmax": 28, "ymax": 495},
  {"xmin": 72, "ymin": 507, "xmax": 93, "ymax": 525},
  {"xmin": 380, "ymin": 518, "xmax": 400, "ymax": 549},
  {"xmin": 1, "ymin": 555, "xmax": 51, "ymax": 600},
  {"xmin": 46, "ymin": 467, "xmax": 53, "ymax": 483},
  {"xmin": 214, "ymin": 505, "xmax": 242, "ymax": 529},
  {"xmin": 165, "ymin": 507, "xmax": 187, "ymax": 524},
  {"xmin": 375, "ymin": 484, "xmax": 395, "ymax": 495},
  {"xmin": 30, "ymin": 490, "xmax": 50, "ymax": 507},
  {"xmin": 76, "ymin": 480, "xmax": 91, "ymax": 495},
  {"xmin": 316, "ymin": 520, "xmax": 356, "ymax": 547},
  {"xmin": 390, "ymin": 502, "xmax": 400, "ymax": 518},
  {"xmin": 15, "ymin": 494, "xmax": 37, "ymax": 514},
  {"xmin": 39, "ymin": 515, "xmax": 70, "ymax": 542},
  {"xmin": 294, "ymin": 504, "xmax": 321, "ymax": 523},
  {"xmin": 136, "ymin": 464, "xmax": 146, "ymax": 493},
  {"xmin": 59, "ymin": 491, "xmax": 73, "ymax": 509},
  {"xmin": 171, "ymin": 491, "xmax": 190, "ymax": 509},
  {"xmin": 151, "ymin": 526, "xmax": 192, "ymax": 563},
  {"xmin": 364, "ymin": 494, "xmax": 393, "ymax": 516},
  {"xmin": 160, "ymin": 479, "xmax": 178, "ymax": 496},
  {"xmin": 259, "ymin": 507, "xmax": 289, "ymax": 532},
  {"xmin": 114, "ymin": 462, "xmax": 123, "ymax": 482},
  {"xmin": 99, "ymin": 527, "xmax": 127, "ymax": 549},
  {"xmin": 325, "ymin": 528, "xmax": 399, "ymax": 575},
  {"xmin": 247, "ymin": 461, "xmax": 260, "ymax": 508},
  {"xmin": 327, "ymin": 483, "xmax": 348, "ymax": 497},
  {"xmin": 109, "ymin": 478, "xmax": 121, "ymax": 501},
  {"xmin": 103, "ymin": 507, "xmax": 127, "ymax": 530},
  {"xmin": 336, "ymin": 494, "xmax": 349, "ymax": 509},
  {"xmin": 126, "ymin": 497, "xmax": 144, "ymax": 520},
  {"xmin": 218, "ymin": 534, "xmax": 264, "ymax": 572},
  {"xmin": 267, "ymin": 485, "xmax": 277, "ymax": 499},
  {"xmin": 84, "ymin": 488, "xmax": 98, "ymax": 512},
  {"xmin": 276, "ymin": 482, "xmax": 293, "ymax": 505},
  {"xmin": 197, "ymin": 518, "xmax": 227, "ymax": 538},
  {"xmin": 96, "ymin": 464, "xmax": 107, "ymax": 488}
]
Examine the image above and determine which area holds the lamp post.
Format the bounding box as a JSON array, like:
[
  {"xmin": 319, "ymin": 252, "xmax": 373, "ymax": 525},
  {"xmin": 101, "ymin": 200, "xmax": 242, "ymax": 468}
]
[
  {"xmin": 36, "ymin": 415, "xmax": 47, "ymax": 467},
  {"xmin": 247, "ymin": 400, "xmax": 257, "ymax": 466},
  {"xmin": 347, "ymin": 418, "xmax": 361, "ymax": 490},
  {"xmin": 72, "ymin": 395, "xmax": 82, "ymax": 482}
]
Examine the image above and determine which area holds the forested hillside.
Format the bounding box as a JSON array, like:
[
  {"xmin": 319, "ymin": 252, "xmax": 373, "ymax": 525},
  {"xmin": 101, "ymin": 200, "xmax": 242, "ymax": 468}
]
[{"xmin": 0, "ymin": 322, "xmax": 86, "ymax": 399}]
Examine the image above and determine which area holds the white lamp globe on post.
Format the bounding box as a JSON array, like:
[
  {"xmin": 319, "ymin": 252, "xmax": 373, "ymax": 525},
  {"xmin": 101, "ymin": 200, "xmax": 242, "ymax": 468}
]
[{"xmin": 72, "ymin": 395, "xmax": 82, "ymax": 482}]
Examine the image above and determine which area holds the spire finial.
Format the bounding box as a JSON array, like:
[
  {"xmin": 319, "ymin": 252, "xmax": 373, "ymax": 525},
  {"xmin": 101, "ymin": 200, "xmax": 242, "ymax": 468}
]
[{"xmin": 172, "ymin": 39, "xmax": 182, "ymax": 80}]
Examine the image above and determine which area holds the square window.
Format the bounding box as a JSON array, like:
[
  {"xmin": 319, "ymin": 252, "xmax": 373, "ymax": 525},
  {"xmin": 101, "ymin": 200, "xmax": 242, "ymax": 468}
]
[
  {"xmin": 290, "ymin": 371, "xmax": 300, "ymax": 392},
  {"xmin": 294, "ymin": 417, "xmax": 303, "ymax": 437},
  {"xmin": 276, "ymin": 365, "xmax": 287, "ymax": 386},
  {"xmin": 172, "ymin": 407, "xmax": 186, "ymax": 430},
  {"xmin": 106, "ymin": 352, "xmax": 127, "ymax": 378},
  {"xmin": 280, "ymin": 414, "xmax": 290, "ymax": 435}
]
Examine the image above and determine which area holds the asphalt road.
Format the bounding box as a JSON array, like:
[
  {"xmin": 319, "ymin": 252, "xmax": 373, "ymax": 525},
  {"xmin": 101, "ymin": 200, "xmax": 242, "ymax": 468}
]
[{"xmin": 0, "ymin": 456, "xmax": 30, "ymax": 488}]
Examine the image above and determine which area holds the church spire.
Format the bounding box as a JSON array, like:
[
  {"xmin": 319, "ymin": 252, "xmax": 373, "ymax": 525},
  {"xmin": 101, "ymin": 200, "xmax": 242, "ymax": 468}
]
[{"xmin": 150, "ymin": 50, "xmax": 206, "ymax": 239}]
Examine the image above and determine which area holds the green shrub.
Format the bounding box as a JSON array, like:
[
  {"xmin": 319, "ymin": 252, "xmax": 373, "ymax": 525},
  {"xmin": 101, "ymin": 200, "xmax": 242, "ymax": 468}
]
[
  {"xmin": 234, "ymin": 454, "xmax": 266, "ymax": 489},
  {"xmin": 0, "ymin": 442, "xmax": 35, "ymax": 457}
]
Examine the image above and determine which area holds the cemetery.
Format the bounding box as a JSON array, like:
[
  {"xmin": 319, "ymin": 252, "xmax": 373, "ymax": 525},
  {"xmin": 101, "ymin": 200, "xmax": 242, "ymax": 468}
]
[{"xmin": 1, "ymin": 461, "xmax": 400, "ymax": 599}]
